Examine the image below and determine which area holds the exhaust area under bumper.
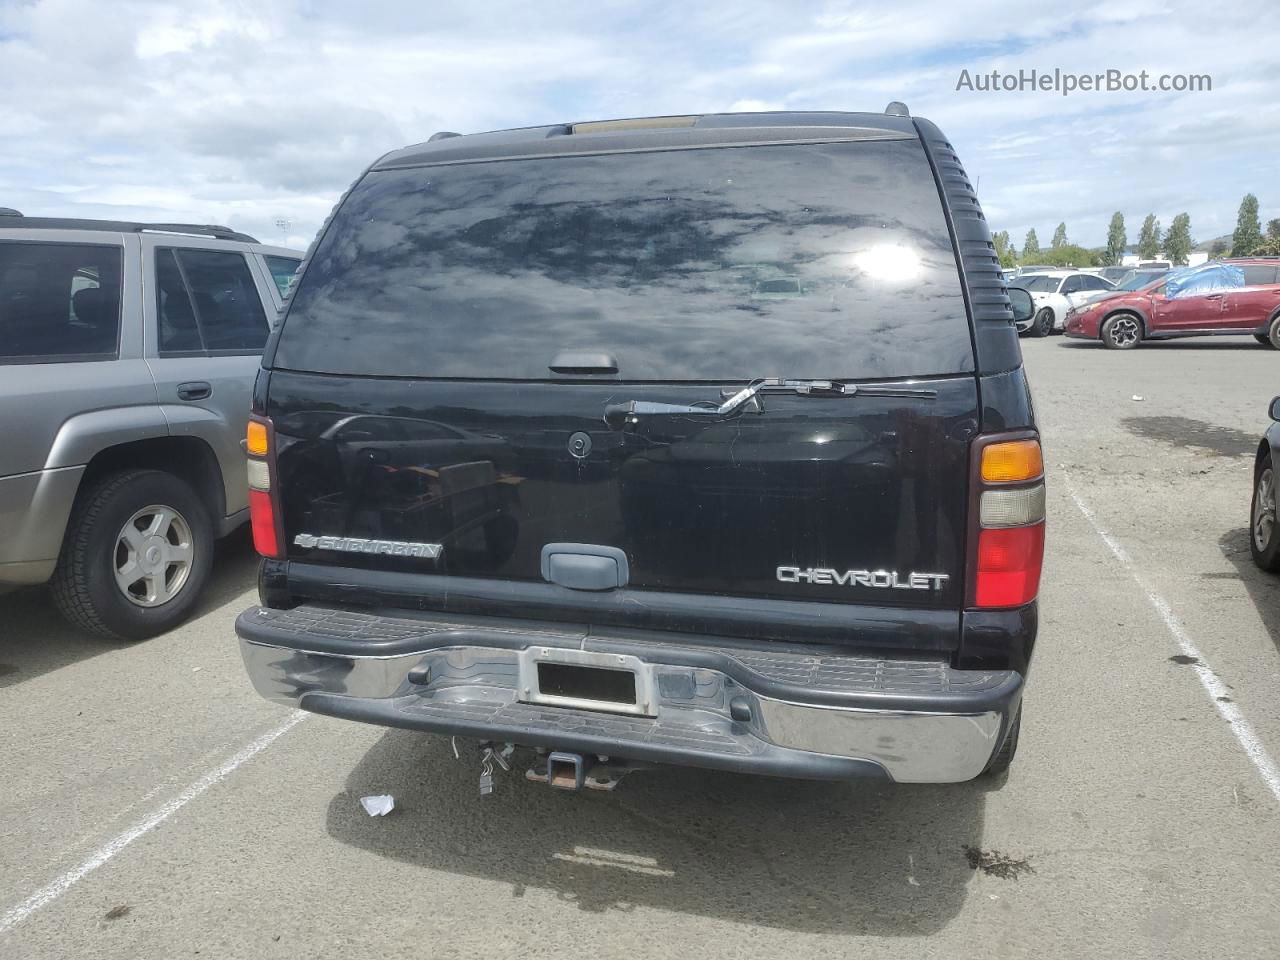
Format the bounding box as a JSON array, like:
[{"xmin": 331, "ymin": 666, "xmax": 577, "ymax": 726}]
[{"xmin": 236, "ymin": 605, "xmax": 1023, "ymax": 784}]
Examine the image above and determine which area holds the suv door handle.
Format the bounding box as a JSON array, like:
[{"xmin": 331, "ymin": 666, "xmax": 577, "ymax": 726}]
[{"xmin": 177, "ymin": 381, "xmax": 212, "ymax": 401}]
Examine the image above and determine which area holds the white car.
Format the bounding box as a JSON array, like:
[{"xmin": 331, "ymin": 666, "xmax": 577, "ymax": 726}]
[{"xmin": 1009, "ymin": 270, "xmax": 1115, "ymax": 336}]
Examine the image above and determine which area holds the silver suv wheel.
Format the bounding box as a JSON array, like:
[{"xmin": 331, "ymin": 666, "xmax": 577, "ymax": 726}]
[
  {"xmin": 1254, "ymin": 468, "xmax": 1276, "ymax": 553},
  {"xmin": 114, "ymin": 504, "xmax": 195, "ymax": 606}
]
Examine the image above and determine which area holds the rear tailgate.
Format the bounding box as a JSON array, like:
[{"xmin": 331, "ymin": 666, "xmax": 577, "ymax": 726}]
[{"xmin": 266, "ymin": 134, "xmax": 978, "ymax": 649}]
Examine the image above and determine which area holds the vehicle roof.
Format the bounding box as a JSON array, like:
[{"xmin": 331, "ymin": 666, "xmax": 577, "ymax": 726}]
[
  {"xmin": 0, "ymin": 215, "xmax": 260, "ymax": 244},
  {"xmin": 373, "ymin": 111, "xmax": 922, "ymax": 170}
]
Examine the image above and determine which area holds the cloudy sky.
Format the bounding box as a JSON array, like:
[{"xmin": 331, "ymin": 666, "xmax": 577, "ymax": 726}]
[{"xmin": 1, "ymin": 0, "xmax": 1273, "ymax": 252}]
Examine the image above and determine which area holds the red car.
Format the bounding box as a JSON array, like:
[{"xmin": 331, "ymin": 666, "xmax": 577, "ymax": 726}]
[{"xmin": 1064, "ymin": 259, "xmax": 1280, "ymax": 349}]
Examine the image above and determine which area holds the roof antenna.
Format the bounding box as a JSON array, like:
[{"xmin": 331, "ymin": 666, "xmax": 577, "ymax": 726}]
[{"xmin": 884, "ymin": 101, "xmax": 910, "ymax": 117}]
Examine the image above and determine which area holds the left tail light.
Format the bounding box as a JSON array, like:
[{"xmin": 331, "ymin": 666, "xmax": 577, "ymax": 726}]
[
  {"xmin": 968, "ymin": 436, "xmax": 1045, "ymax": 608},
  {"xmin": 246, "ymin": 416, "xmax": 284, "ymax": 559}
]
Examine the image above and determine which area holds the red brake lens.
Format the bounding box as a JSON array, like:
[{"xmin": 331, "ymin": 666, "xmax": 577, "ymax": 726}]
[
  {"xmin": 974, "ymin": 524, "xmax": 1045, "ymax": 608},
  {"xmin": 249, "ymin": 489, "xmax": 281, "ymax": 558}
]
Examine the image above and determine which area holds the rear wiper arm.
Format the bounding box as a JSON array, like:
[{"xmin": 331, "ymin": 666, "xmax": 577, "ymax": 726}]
[{"xmin": 603, "ymin": 378, "xmax": 934, "ymax": 427}]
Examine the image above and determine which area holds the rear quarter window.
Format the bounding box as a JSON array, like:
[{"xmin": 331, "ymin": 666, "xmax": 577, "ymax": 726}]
[
  {"xmin": 0, "ymin": 241, "xmax": 122, "ymax": 364},
  {"xmin": 1243, "ymin": 265, "xmax": 1280, "ymax": 286},
  {"xmin": 274, "ymin": 139, "xmax": 974, "ymax": 381}
]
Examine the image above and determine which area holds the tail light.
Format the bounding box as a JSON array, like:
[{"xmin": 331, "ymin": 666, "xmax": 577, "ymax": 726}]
[
  {"xmin": 968, "ymin": 436, "xmax": 1045, "ymax": 608},
  {"xmin": 246, "ymin": 416, "xmax": 284, "ymax": 559}
]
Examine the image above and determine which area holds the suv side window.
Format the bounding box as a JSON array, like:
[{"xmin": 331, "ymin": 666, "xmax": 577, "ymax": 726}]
[
  {"xmin": 0, "ymin": 241, "xmax": 122, "ymax": 364},
  {"xmin": 1243, "ymin": 265, "xmax": 1279, "ymax": 286},
  {"xmin": 157, "ymin": 248, "xmax": 268, "ymax": 354},
  {"xmin": 1082, "ymin": 276, "xmax": 1110, "ymax": 290},
  {"xmin": 1060, "ymin": 276, "xmax": 1085, "ymax": 294}
]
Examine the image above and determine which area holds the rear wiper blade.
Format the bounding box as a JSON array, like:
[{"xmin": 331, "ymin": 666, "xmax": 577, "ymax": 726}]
[{"xmin": 603, "ymin": 378, "xmax": 935, "ymax": 427}]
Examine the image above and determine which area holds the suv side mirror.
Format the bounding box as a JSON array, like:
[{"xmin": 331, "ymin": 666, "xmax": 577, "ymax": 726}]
[
  {"xmin": 1269, "ymin": 396, "xmax": 1280, "ymax": 422},
  {"xmin": 1007, "ymin": 287, "xmax": 1035, "ymax": 323}
]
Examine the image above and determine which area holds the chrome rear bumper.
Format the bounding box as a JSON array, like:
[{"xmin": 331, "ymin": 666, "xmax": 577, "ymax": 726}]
[{"xmin": 237, "ymin": 605, "xmax": 1023, "ymax": 784}]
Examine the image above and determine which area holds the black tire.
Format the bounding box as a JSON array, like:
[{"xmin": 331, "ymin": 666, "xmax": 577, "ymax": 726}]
[
  {"xmin": 1266, "ymin": 314, "xmax": 1280, "ymax": 349},
  {"xmin": 50, "ymin": 470, "xmax": 213, "ymax": 641},
  {"xmin": 1028, "ymin": 308, "xmax": 1053, "ymax": 338},
  {"xmin": 1100, "ymin": 312, "xmax": 1143, "ymax": 349},
  {"xmin": 1250, "ymin": 459, "xmax": 1280, "ymax": 572},
  {"xmin": 982, "ymin": 704, "xmax": 1021, "ymax": 777},
  {"xmin": 1254, "ymin": 333, "xmax": 1271, "ymax": 347}
]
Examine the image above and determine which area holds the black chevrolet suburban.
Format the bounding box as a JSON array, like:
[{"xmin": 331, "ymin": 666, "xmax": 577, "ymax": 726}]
[{"xmin": 236, "ymin": 107, "xmax": 1043, "ymax": 789}]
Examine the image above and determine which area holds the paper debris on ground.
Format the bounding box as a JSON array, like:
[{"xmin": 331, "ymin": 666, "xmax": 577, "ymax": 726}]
[{"xmin": 360, "ymin": 794, "xmax": 395, "ymax": 816}]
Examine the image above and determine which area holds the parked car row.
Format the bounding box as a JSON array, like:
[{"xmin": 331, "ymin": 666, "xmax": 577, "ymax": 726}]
[
  {"xmin": 0, "ymin": 211, "xmax": 302, "ymax": 638},
  {"xmin": 1008, "ymin": 270, "xmax": 1115, "ymax": 336},
  {"xmin": 1064, "ymin": 259, "xmax": 1280, "ymax": 349}
]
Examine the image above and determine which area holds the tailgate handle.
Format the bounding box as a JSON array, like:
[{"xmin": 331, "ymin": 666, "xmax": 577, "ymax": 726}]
[
  {"xmin": 541, "ymin": 543, "xmax": 629, "ymax": 590},
  {"xmin": 549, "ymin": 352, "xmax": 618, "ymax": 375}
]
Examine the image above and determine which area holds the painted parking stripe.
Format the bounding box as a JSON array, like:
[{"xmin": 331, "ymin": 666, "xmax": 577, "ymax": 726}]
[
  {"xmin": 0, "ymin": 710, "xmax": 307, "ymax": 935},
  {"xmin": 1063, "ymin": 472, "xmax": 1280, "ymax": 804}
]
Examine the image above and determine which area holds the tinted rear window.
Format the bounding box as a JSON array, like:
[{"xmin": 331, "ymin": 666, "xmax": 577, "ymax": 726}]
[
  {"xmin": 1243, "ymin": 265, "xmax": 1279, "ymax": 286},
  {"xmin": 0, "ymin": 241, "xmax": 122, "ymax": 363},
  {"xmin": 275, "ymin": 139, "xmax": 973, "ymax": 381}
]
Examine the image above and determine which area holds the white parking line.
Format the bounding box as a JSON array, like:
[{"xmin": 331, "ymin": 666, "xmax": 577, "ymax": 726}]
[
  {"xmin": 1063, "ymin": 472, "xmax": 1280, "ymax": 804},
  {"xmin": 0, "ymin": 710, "xmax": 307, "ymax": 935}
]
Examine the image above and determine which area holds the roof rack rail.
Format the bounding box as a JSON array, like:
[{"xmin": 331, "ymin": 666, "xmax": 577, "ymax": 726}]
[{"xmin": 0, "ymin": 216, "xmax": 259, "ymax": 244}]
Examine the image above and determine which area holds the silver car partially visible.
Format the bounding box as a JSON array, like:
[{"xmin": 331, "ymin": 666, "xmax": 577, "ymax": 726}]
[{"xmin": 0, "ymin": 213, "xmax": 301, "ymax": 639}]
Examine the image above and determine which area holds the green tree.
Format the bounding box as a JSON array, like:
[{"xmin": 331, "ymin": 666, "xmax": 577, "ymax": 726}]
[
  {"xmin": 1042, "ymin": 244, "xmax": 1101, "ymax": 268},
  {"xmin": 1163, "ymin": 213, "xmax": 1193, "ymax": 265},
  {"xmin": 1256, "ymin": 218, "xmax": 1280, "ymax": 256},
  {"xmin": 1023, "ymin": 228, "xmax": 1041, "ymax": 259},
  {"xmin": 1051, "ymin": 222, "xmax": 1068, "ymax": 249},
  {"xmin": 1136, "ymin": 214, "xmax": 1162, "ymax": 260},
  {"xmin": 1104, "ymin": 212, "xmax": 1127, "ymax": 266},
  {"xmin": 992, "ymin": 230, "xmax": 1017, "ymax": 267},
  {"xmin": 1231, "ymin": 194, "xmax": 1262, "ymax": 257}
]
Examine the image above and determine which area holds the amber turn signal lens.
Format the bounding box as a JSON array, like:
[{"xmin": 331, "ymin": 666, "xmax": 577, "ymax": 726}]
[
  {"xmin": 981, "ymin": 439, "xmax": 1043, "ymax": 484},
  {"xmin": 246, "ymin": 420, "xmax": 269, "ymax": 456}
]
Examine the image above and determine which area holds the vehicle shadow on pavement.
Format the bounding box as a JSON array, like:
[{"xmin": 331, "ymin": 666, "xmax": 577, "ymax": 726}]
[
  {"xmin": 1218, "ymin": 527, "xmax": 1280, "ymax": 657},
  {"xmin": 0, "ymin": 528, "xmax": 258, "ymax": 689},
  {"xmin": 325, "ymin": 729, "xmax": 987, "ymax": 936},
  {"xmin": 1055, "ymin": 338, "xmax": 1265, "ymax": 351}
]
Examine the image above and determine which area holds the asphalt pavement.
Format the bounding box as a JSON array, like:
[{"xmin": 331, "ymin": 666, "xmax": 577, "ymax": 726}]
[{"xmin": 2, "ymin": 334, "xmax": 1279, "ymax": 959}]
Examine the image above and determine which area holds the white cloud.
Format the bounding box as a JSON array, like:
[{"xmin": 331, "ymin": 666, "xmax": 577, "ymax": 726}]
[{"xmin": 0, "ymin": 0, "xmax": 1273, "ymax": 251}]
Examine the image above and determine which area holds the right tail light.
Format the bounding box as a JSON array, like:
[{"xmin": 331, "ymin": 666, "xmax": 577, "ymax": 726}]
[{"xmin": 968, "ymin": 437, "xmax": 1045, "ymax": 608}]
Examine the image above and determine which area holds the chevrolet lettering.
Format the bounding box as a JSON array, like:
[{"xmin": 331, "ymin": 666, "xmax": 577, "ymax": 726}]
[
  {"xmin": 237, "ymin": 106, "xmax": 1044, "ymax": 789},
  {"xmin": 776, "ymin": 566, "xmax": 949, "ymax": 589}
]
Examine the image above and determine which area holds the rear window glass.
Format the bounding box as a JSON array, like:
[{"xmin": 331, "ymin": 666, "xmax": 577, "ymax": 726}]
[
  {"xmin": 0, "ymin": 241, "xmax": 122, "ymax": 364},
  {"xmin": 1243, "ymin": 265, "xmax": 1279, "ymax": 286},
  {"xmin": 275, "ymin": 139, "xmax": 974, "ymax": 381}
]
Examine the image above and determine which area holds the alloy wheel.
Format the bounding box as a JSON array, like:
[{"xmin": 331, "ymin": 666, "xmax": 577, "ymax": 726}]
[
  {"xmin": 1109, "ymin": 316, "xmax": 1139, "ymax": 347},
  {"xmin": 113, "ymin": 504, "xmax": 195, "ymax": 606},
  {"xmin": 1255, "ymin": 468, "xmax": 1276, "ymax": 553}
]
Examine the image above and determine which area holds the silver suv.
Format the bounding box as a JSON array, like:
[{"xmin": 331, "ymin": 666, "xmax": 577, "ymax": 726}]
[{"xmin": 0, "ymin": 212, "xmax": 302, "ymax": 639}]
